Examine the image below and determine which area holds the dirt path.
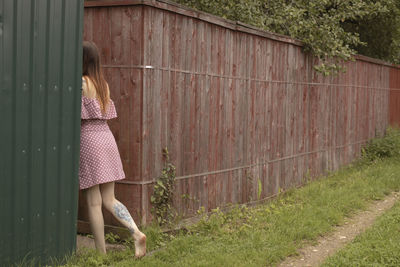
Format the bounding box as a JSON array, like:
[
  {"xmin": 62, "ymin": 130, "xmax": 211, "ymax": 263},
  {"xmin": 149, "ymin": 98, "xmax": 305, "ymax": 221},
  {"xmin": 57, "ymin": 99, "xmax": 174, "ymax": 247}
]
[
  {"xmin": 278, "ymin": 192, "xmax": 399, "ymax": 267},
  {"xmin": 76, "ymin": 235, "xmax": 126, "ymax": 253}
]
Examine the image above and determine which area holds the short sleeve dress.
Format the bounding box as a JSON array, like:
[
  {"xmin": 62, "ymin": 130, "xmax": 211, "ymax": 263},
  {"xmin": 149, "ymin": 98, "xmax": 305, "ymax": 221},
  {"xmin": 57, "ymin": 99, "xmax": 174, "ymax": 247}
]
[{"xmin": 79, "ymin": 77, "xmax": 125, "ymax": 190}]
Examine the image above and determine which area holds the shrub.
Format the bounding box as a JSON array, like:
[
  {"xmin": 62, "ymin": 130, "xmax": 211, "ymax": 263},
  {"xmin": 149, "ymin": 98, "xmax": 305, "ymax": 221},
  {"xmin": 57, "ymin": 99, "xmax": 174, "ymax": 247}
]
[{"xmin": 362, "ymin": 128, "xmax": 400, "ymax": 162}]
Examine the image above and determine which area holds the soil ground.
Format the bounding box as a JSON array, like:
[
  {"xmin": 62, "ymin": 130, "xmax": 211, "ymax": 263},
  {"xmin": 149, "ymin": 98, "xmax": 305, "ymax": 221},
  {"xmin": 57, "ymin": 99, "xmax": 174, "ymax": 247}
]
[
  {"xmin": 278, "ymin": 192, "xmax": 399, "ymax": 267},
  {"xmin": 76, "ymin": 235, "xmax": 126, "ymax": 253}
]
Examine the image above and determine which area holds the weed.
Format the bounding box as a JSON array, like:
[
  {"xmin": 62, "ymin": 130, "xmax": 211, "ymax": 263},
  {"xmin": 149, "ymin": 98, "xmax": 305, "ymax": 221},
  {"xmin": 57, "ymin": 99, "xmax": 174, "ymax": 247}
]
[
  {"xmin": 361, "ymin": 127, "xmax": 400, "ymax": 162},
  {"xmin": 257, "ymin": 178, "xmax": 262, "ymax": 200},
  {"xmin": 104, "ymin": 232, "xmax": 121, "ymax": 244},
  {"xmin": 181, "ymin": 194, "xmax": 199, "ymax": 203},
  {"xmin": 150, "ymin": 148, "xmax": 177, "ymax": 226},
  {"xmin": 246, "ymin": 171, "xmax": 254, "ymax": 201}
]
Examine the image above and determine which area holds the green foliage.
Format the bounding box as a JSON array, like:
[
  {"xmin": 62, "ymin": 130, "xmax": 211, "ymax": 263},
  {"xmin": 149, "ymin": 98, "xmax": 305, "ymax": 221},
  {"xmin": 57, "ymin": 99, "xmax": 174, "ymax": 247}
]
[
  {"xmin": 246, "ymin": 172, "xmax": 254, "ymax": 200},
  {"xmin": 342, "ymin": 0, "xmax": 400, "ymax": 64},
  {"xmin": 361, "ymin": 128, "xmax": 400, "ymax": 162},
  {"xmin": 190, "ymin": 205, "xmax": 252, "ymax": 235},
  {"xmin": 257, "ymin": 179, "xmax": 262, "ymax": 200},
  {"xmin": 150, "ymin": 148, "xmax": 177, "ymax": 226},
  {"xmin": 173, "ymin": 0, "xmax": 400, "ymax": 74},
  {"xmin": 104, "ymin": 232, "xmax": 121, "ymax": 244}
]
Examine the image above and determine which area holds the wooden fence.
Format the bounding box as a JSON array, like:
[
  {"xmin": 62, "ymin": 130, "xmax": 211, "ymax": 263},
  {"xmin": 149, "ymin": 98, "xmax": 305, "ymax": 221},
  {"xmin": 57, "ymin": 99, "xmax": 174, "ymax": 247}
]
[
  {"xmin": 390, "ymin": 68, "xmax": 400, "ymax": 126},
  {"xmin": 80, "ymin": 0, "xmax": 400, "ymax": 228}
]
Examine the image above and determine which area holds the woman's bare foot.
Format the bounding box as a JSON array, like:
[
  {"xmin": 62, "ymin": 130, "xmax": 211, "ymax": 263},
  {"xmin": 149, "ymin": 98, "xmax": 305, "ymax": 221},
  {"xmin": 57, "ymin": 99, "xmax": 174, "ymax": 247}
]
[{"xmin": 134, "ymin": 232, "xmax": 146, "ymax": 258}]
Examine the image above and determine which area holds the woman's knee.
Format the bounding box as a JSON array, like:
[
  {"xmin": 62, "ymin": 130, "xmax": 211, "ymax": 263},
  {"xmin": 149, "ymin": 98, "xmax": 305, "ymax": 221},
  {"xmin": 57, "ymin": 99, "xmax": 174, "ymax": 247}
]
[
  {"xmin": 85, "ymin": 185, "xmax": 102, "ymax": 208},
  {"xmin": 100, "ymin": 182, "xmax": 116, "ymax": 210},
  {"xmin": 102, "ymin": 196, "xmax": 116, "ymax": 211}
]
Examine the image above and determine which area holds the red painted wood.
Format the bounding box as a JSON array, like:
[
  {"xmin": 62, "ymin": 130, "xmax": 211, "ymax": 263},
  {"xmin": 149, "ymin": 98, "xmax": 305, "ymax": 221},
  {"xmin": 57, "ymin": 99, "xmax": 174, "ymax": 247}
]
[
  {"xmin": 390, "ymin": 68, "xmax": 400, "ymax": 126},
  {"xmin": 79, "ymin": 3, "xmax": 400, "ymax": 227}
]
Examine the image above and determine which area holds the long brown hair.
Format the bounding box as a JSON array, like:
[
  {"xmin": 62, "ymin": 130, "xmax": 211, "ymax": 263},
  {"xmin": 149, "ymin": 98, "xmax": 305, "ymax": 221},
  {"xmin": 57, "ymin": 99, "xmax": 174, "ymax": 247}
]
[{"xmin": 82, "ymin": 41, "xmax": 109, "ymax": 112}]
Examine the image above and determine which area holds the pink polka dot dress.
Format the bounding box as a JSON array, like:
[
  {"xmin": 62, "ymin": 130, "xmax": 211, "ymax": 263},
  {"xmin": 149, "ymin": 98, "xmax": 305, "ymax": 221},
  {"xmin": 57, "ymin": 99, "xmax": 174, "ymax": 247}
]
[{"xmin": 79, "ymin": 80, "xmax": 125, "ymax": 190}]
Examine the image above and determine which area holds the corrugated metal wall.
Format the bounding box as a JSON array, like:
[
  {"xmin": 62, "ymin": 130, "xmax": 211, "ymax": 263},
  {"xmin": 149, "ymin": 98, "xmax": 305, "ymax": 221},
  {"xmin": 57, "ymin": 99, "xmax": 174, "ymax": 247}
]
[
  {"xmin": 0, "ymin": 0, "xmax": 83, "ymax": 265},
  {"xmin": 81, "ymin": 0, "xmax": 400, "ymax": 227}
]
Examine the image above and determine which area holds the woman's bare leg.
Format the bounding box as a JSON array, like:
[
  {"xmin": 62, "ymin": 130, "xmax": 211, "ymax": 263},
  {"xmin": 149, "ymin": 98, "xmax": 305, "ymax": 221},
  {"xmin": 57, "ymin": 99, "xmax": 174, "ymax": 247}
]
[
  {"xmin": 85, "ymin": 185, "xmax": 106, "ymax": 254},
  {"xmin": 100, "ymin": 182, "xmax": 146, "ymax": 257}
]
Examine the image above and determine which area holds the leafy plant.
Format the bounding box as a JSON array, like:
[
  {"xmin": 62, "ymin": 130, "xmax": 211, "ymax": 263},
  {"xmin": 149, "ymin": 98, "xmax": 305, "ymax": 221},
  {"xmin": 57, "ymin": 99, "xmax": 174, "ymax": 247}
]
[
  {"xmin": 246, "ymin": 171, "xmax": 254, "ymax": 201},
  {"xmin": 342, "ymin": 0, "xmax": 400, "ymax": 64},
  {"xmin": 150, "ymin": 148, "xmax": 177, "ymax": 226},
  {"xmin": 257, "ymin": 178, "xmax": 262, "ymax": 200},
  {"xmin": 361, "ymin": 128, "xmax": 400, "ymax": 162},
  {"xmin": 104, "ymin": 232, "xmax": 121, "ymax": 244},
  {"xmin": 172, "ymin": 0, "xmax": 400, "ymax": 74}
]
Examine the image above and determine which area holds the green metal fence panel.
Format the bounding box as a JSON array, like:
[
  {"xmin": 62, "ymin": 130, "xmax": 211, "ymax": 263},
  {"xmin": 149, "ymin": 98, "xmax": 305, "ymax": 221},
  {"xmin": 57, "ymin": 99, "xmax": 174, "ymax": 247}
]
[{"xmin": 0, "ymin": 0, "xmax": 83, "ymax": 265}]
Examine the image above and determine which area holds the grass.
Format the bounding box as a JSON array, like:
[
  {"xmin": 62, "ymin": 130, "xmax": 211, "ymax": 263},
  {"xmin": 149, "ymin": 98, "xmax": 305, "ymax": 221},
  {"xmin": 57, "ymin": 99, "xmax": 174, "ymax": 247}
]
[
  {"xmin": 64, "ymin": 158, "xmax": 400, "ymax": 267},
  {"xmin": 322, "ymin": 201, "xmax": 400, "ymax": 267},
  {"xmin": 65, "ymin": 130, "xmax": 400, "ymax": 267}
]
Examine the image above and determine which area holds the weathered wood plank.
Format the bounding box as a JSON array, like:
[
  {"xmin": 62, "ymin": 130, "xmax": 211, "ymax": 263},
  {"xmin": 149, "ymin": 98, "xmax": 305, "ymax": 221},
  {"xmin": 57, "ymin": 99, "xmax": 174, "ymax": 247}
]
[
  {"xmin": 199, "ymin": 21, "xmax": 210, "ymax": 211},
  {"xmin": 168, "ymin": 13, "xmax": 183, "ymax": 214},
  {"xmin": 129, "ymin": 68, "xmax": 142, "ymax": 182},
  {"xmin": 82, "ymin": 3, "xmax": 400, "ymax": 225},
  {"xmin": 94, "ymin": 7, "xmax": 111, "ymax": 64},
  {"xmin": 126, "ymin": 6, "xmax": 144, "ymax": 184},
  {"xmin": 83, "ymin": 7, "xmax": 93, "ymax": 41},
  {"xmin": 119, "ymin": 69, "xmax": 131, "ymax": 179}
]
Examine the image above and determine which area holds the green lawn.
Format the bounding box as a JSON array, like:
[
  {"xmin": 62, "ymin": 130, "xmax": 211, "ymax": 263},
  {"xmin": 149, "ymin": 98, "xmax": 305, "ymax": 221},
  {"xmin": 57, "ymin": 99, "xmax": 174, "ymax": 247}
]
[
  {"xmin": 65, "ymin": 155, "xmax": 400, "ymax": 267},
  {"xmin": 322, "ymin": 200, "xmax": 400, "ymax": 267}
]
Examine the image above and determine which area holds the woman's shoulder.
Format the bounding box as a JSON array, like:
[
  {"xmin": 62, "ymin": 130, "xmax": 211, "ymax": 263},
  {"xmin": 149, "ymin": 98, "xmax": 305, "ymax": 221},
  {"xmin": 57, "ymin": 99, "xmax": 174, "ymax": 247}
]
[
  {"xmin": 82, "ymin": 76, "xmax": 97, "ymax": 99},
  {"xmin": 82, "ymin": 76, "xmax": 93, "ymax": 88},
  {"xmin": 81, "ymin": 93, "xmax": 117, "ymax": 121}
]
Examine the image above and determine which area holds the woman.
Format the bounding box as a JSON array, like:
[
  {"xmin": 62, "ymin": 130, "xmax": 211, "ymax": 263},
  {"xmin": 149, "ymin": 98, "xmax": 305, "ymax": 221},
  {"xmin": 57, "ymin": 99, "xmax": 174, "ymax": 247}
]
[{"xmin": 79, "ymin": 41, "xmax": 146, "ymax": 258}]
